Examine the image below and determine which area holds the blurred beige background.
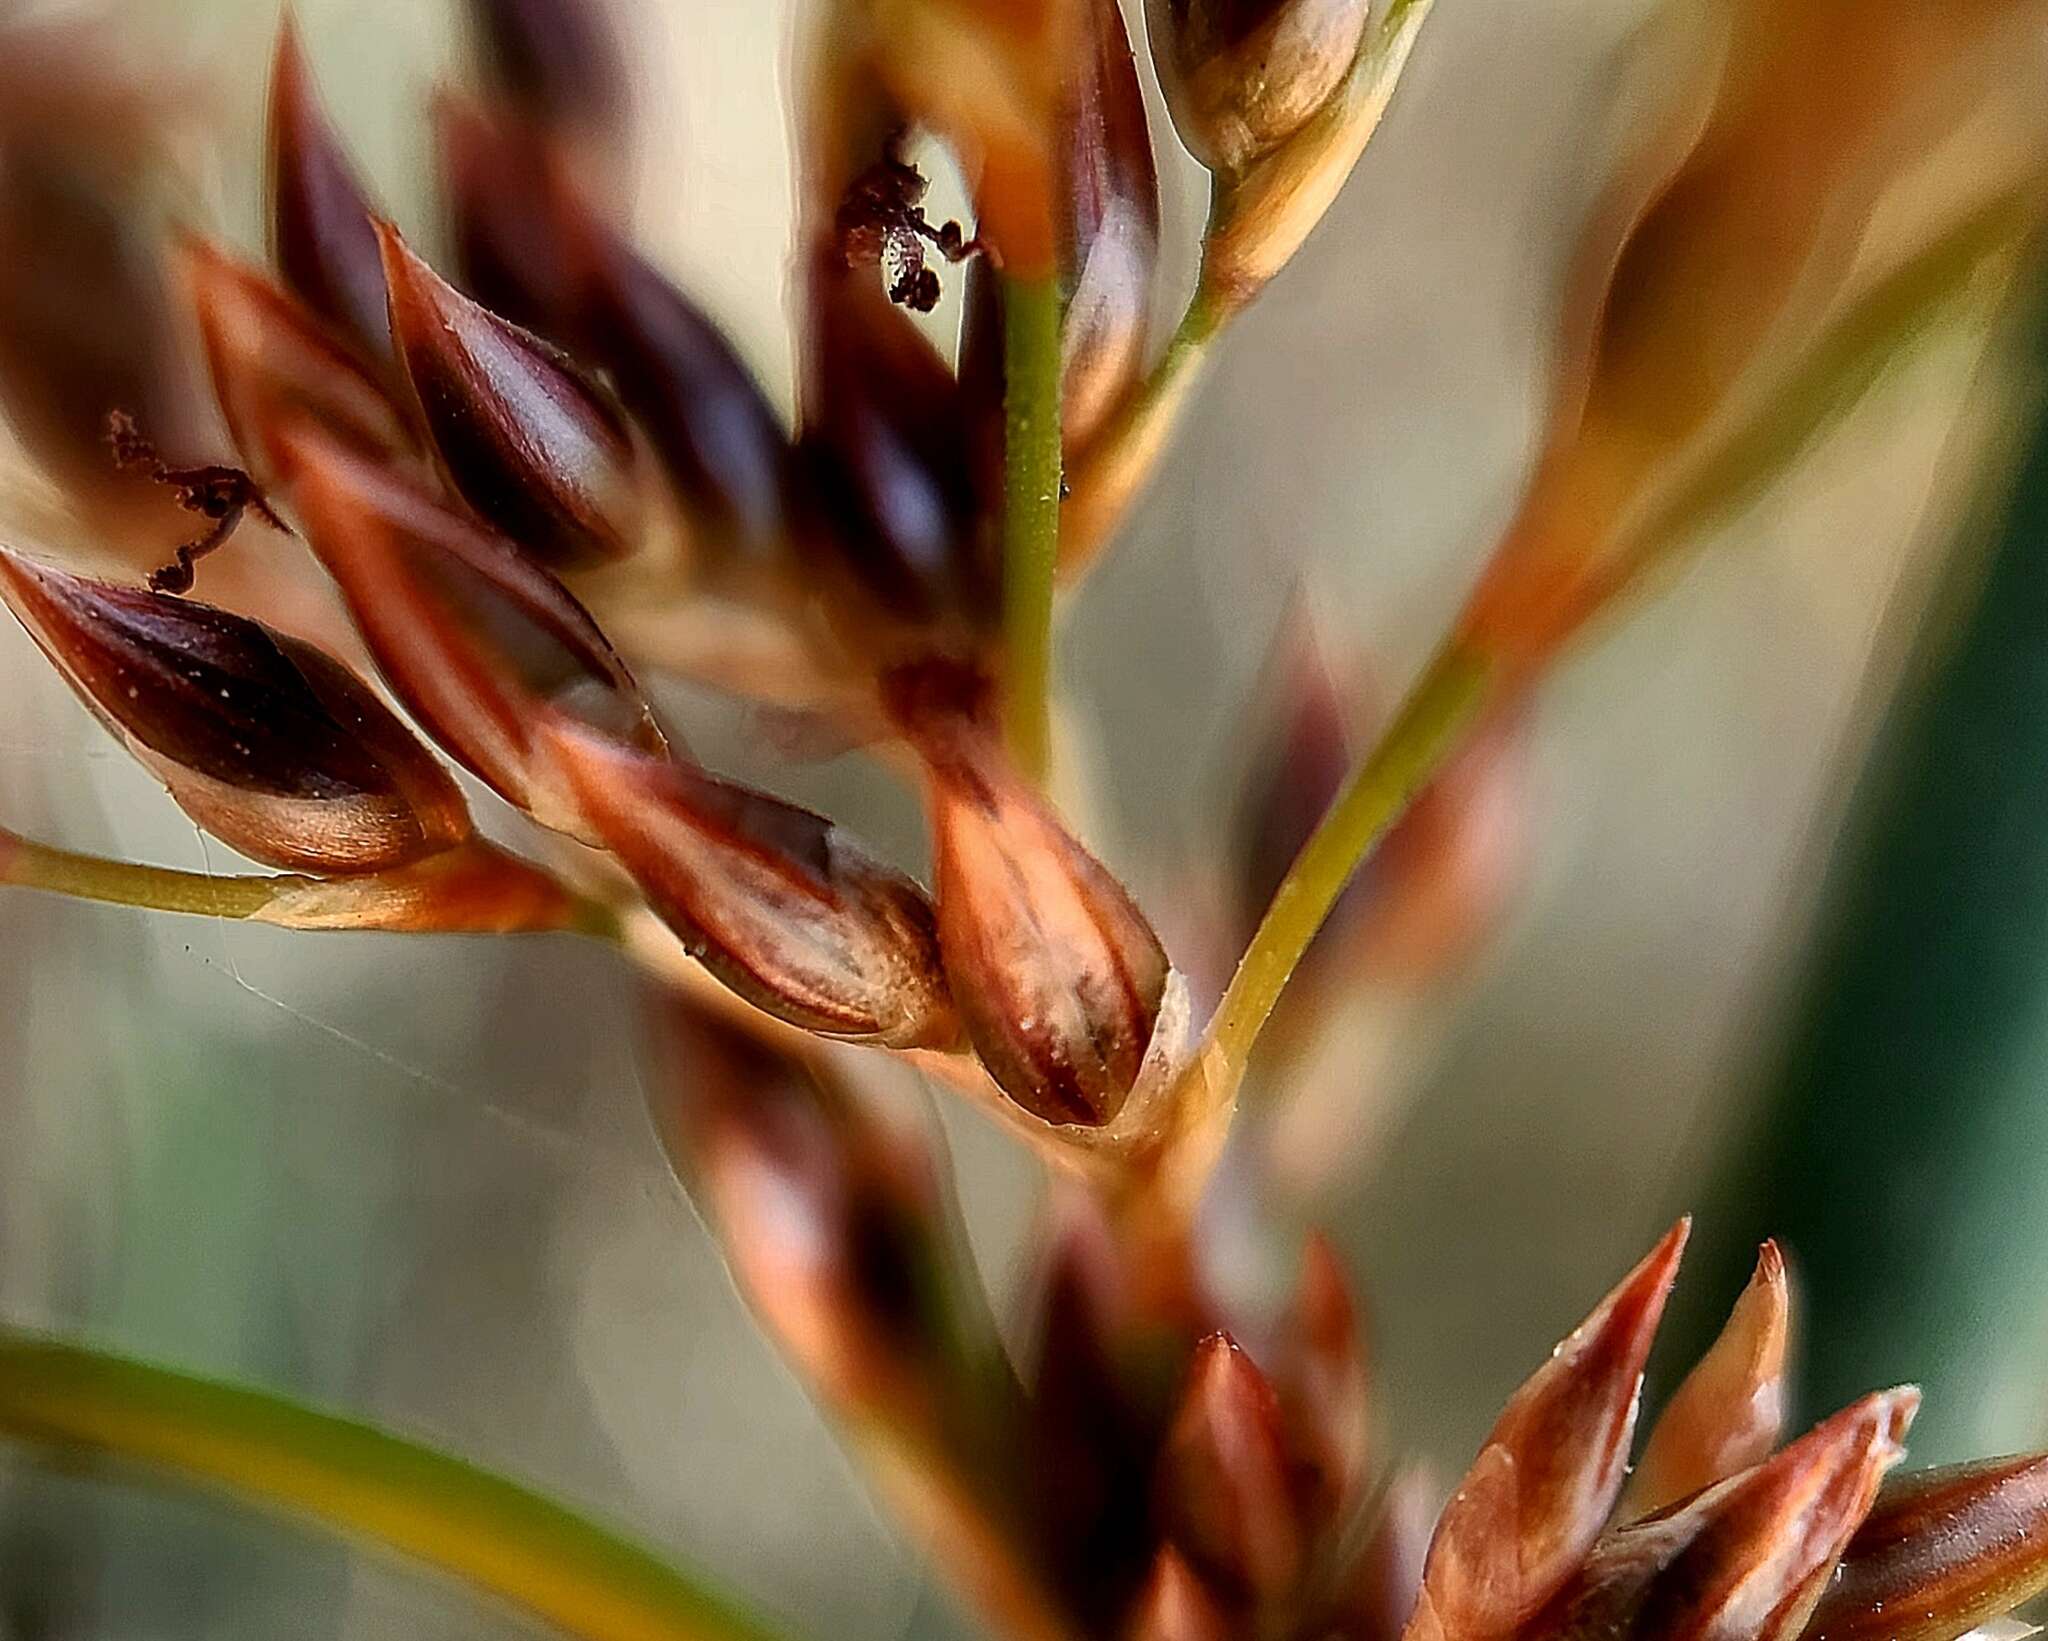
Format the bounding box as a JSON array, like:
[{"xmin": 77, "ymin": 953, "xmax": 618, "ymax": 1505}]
[{"xmin": 0, "ymin": 0, "xmax": 2012, "ymax": 1635}]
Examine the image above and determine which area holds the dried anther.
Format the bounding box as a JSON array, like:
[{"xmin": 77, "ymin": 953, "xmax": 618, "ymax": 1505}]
[
  {"xmin": 835, "ymin": 142, "xmax": 981, "ymax": 312},
  {"xmin": 105, "ymin": 411, "xmax": 288, "ymax": 595},
  {"xmin": 0, "ymin": 549, "xmax": 469, "ymax": 874}
]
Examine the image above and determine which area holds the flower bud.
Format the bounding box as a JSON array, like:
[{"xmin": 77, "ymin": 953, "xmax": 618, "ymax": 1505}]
[
  {"xmin": 895, "ymin": 680, "xmax": 1169, "ymax": 1126},
  {"xmin": 1625, "ymin": 1240, "xmax": 1791, "ymax": 1518},
  {"xmin": 1150, "ymin": 0, "xmax": 1371, "ymax": 176},
  {"xmin": 1529, "ymin": 1389, "xmax": 1917, "ymax": 1641},
  {"xmin": 1412, "ymin": 1221, "xmax": 1688, "ymax": 1638},
  {"xmin": 439, "ymin": 103, "xmax": 796, "ymax": 568},
  {"xmin": 180, "ymin": 236, "xmax": 415, "ymax": 488},
  {"xmin": 464, "ymin": 0, "xmax": 630, "ymax": 155},
  {"xmin": 377, "ymin": 222, "xmax": 643, "ymax": 567},
  {"xmin": 0, "ymin": 550, "xmax": 468, "ymax": 874},
  {"xmin": 1154, "ymin": 1334, "xmax": 1304, "ymax": 1601},
  {"xmin": 801, "ymin": 264, "xmax": 999, "ymax": 646},
  {"xmin": 268, "ymin": 19, "xmax": 391, "ymax": 366},
  {"xmin": 1806, "ymin": 1454, "xmax": 2048, "ymax": 1641},
  {"xmin": 275, "ymin": 423, "xmax": 662, "ymax": 834},
  {"xmin": 548, "ymin": 722, "xmax": 957, "ymax": 1048}
]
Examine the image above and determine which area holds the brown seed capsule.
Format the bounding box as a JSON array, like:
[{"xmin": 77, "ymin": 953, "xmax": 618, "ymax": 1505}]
[
  {"xmin": 1155, "ymin": 1334, "xmax": 1304, "ymax": 1602},
  {"xmin": 802, "ymin": 263, "xmax": 999, "ymax": 643},
  {"xmin": 548, "ymin": 723, "xmax": 957, "ymax": 1048},
  {"xmin": 179, "ymin": 236, "xmax": 415, "ymax": 489},
  {"xmin": 1626, "ymin": 1240, "xmax": 1791, "ymax": 1518},
  {"xmin": 1803, "ymin": 1453, "xmax": 2048, "ymax": 1641},
  {"xmin": 1150, "ymin": 0, "xmax": 1373, "ymax": 176},
  {"xmin": 1529, "ymin": 1388, "xmax": 1918, "ymax": 1641},
  {"xmin": 267, "ymin": 18, "xmax": 391, "ymax": 366},
  {"xmin": 1410, "ymin": 1221, "xmax": 1689, "ymax": 1639},
  {"xmin": 274, "ymin": 422, "xmax": 661, "ymax": 834},
  {"xmin": 377, "ymin": 221, "xmax": 643, "ymax": 567},
  {"xmin": 0, "ymin": 550, "xmax": 468, "ymax": 874},
  {"xmin": 896, "ymin": 684, "xmax": 1169, "ymax": 1127},
  {"xmin": 439, "ymin": 102, "xmax": 798, "ymax": 568}
]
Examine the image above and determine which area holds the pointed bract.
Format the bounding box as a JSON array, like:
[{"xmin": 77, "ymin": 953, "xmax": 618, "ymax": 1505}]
[
  {"xmin": 0, "ymin": 551, "xmax": 468, "ymax": 874},
  {"xmin": 1155, "ymin": 1334, "xmax": 1304, "ymax": 1601},
  {"xmin": 1531, "ymin": 1388, "xmax": 1918, "ymax": 1641},
  {"xmin": 378, "ymin": 222, "xmax": 642, "ymax": 567},
  {"xmin": 1126, "ymin": 1546, "xmax": 1235, "ymax": 1641},
  {"xmin": 181, "ymin": 236, "xmax": 415, "ymax": 488},
  {"xmin": 1408, "ymin": 1221, "xmax": 1689, "ymax": 1638},
  {"xmin": 550, "ymin": 724, "xmax": 956, "ymax": 1048},
  {"xmin": 276, "ymin": 424, "xmax": 661, "ymax": 834},
  {"xmin": 1627, "ymin": 1240, "xmax": 1792, "ymax": 1518},
  {"xmin": 1271, "ymin": 1232, "xmax": 1371, "ymax": 1522},
  {"xmin": 1802, "ymin": 1454, "xmax": 2048, "ymax": 1641},
  {"xmin": 268, "ymin": 19, "xmax": 391, "ymax": 364}
]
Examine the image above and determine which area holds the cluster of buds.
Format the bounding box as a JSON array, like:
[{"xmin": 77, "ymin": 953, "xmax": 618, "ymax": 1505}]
[{"xmin": 0, "ymin": 1, "xmax": 2045, "ymax": 1638}]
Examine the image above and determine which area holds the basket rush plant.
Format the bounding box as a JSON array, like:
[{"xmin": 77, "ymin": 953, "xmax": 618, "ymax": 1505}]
[{"xmin": 2, "ymin": 0, "xmax": 2048, "ymax": 1636}]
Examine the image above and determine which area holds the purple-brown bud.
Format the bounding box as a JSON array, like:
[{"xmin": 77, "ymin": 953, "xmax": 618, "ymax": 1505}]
[
  {"xmin": 549, "ymin": 723, "xmax": 957, "ymax": 1048},
  {"xmin": 180, "ymin": 236, "xmax": 415, "ymax": 489},
  {"xmin": 896, "ymin": 684, "xmax": 1169, "ymax": 1127},
  {"xmin": 377, "ymin": 222, "xmax": 643, "ymax": 567},
  {"xmin": 0, "ymin": 550, "xmax": 468, "ymax": 874},
  {"xmin": 1803, "ymin": 1454, "xmax": 2048, "ymax": 1641},
  {"xmin": 275, "ymin": 423, "xmax": 661, "ymax": 834},
  {"xmin": 1408, "ymin": 1221, "xmax": 1689, "ymax": 1639},
  {"xmin": 268, "ymin": 19, "xmax": 391, "ymax": 366},
  {"xmin": 801, "ymin": 265, "xmax": 999, "ymax": 646},
  {"xmin": 464, "ymin": 0, "xmax": 630, "ymax": 154},
  {"xmin": 438, "ymin": 100, "xmax": 796, "ymax": 568},
  {"xmin": 1150, "ymin": 0, "xmax": 1372, "ymax": 176},
  {"xmin": 1154, "ymin": 1334, "xmax": 1304, "ymax": 1602}
]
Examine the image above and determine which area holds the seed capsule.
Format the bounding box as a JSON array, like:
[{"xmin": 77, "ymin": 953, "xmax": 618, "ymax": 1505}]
[
  {"xmin": 275, "ymin": 423, "xmax": 661, "ymax": 835},
  {"xmin": 549, "ymin": 724, "xmax": 956, "ymax": 1048},
  {"xmin": 1150, "ymin": 0, "xmax": 1372, "ymax": 176},
  {"xmin": 268, "ymin": 18, "xmax": 391, "ymax": 365},
  {"xmin": 180, "ymin": 236, "xmax": 415, "ymax": 488},
  {"xmin": 0, "ymin": 550, "xmax": 468, "ymax": 874},
  {"xmin": 378, "ymin": 221, "xmax": 643, "ymax": 567},
  {"xmin": 895, "ymin": 680, "xmax": 1169, "ymax": 1126}
]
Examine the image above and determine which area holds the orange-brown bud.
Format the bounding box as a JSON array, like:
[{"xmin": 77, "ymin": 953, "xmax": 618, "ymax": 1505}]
[
  {"xmin": 1155, "ymin": 1334, "xmax": 1304, "ymax": 1602},
  {"xmin": 0, "ymin": 550, "xmax": 468, "ymax": 874},
  {"xmin": 377, "ymin": 222, "xmax": 643, "ymax": 567},
  {"xmin": 1531, "ymin": 1388, "xmax": 1917, "ymax": 1641},
  {"xmin": 1626, "ymin": 1240, "xmax": 1791, "ymax": 1518},
  {"xmin": 1409, "ymin": 1221, "xmax": 1689, "ymax": 1639},
  {"xmin": 268, "ymin": 19, "xmax": 391, "ymax": 366},
  {"xmin": 1803, "ymin": 1454, "xmax": 2048, "ymax": 1641},
  {"xmin": 1270, "ymin": 1232, "xmax": 1371, "ymax": 1522},
  {"xmin": 1126, "ymin": 1546, "xmax": 1236, "ymax": 1641},
  {"xmin": 1150, "ymin": 0, "xmax": 1372, "ymax": 176},
  {"xmin": 550, "ymin": 724, "xmax": 956, "ymax": 1048},
  {"xmin": 898, "ymin": 687, "xmax": 1169, "ymax": 1126},
  {"xmin": 276, "ymin": 424, "xmax": 661, "ymax": 834},
  {"xmin": 180, "ymin": 236, "xmax": 415, "ymax": 489}
]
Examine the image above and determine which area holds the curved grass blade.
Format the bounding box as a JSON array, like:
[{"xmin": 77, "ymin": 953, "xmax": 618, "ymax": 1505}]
[{"xmin": 0, "ymin": 1331, "xmax": 787, "ymax": 1641}]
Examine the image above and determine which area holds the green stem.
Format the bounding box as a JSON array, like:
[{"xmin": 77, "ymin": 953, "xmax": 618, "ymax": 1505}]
[
  {"xmin": 1001, "ymin": 274, "xmax": 1065, "ymax": 785},
  {"xmin": 0, "ymin": 1331, "xmax": 785, "ymax": 1641},
  {"xmin": 0, "ymin": 827, "xmax": 298, "ymax": 919},
  {"xmin": 1200, "ymin": 641, "xmax": 1496, "ymax": 1092}
]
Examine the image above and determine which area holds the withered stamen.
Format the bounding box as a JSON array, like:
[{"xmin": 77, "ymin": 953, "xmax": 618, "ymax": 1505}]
[{"xmin": 106, "ymin": 410, "xmax": 289, "ymax": 595}]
